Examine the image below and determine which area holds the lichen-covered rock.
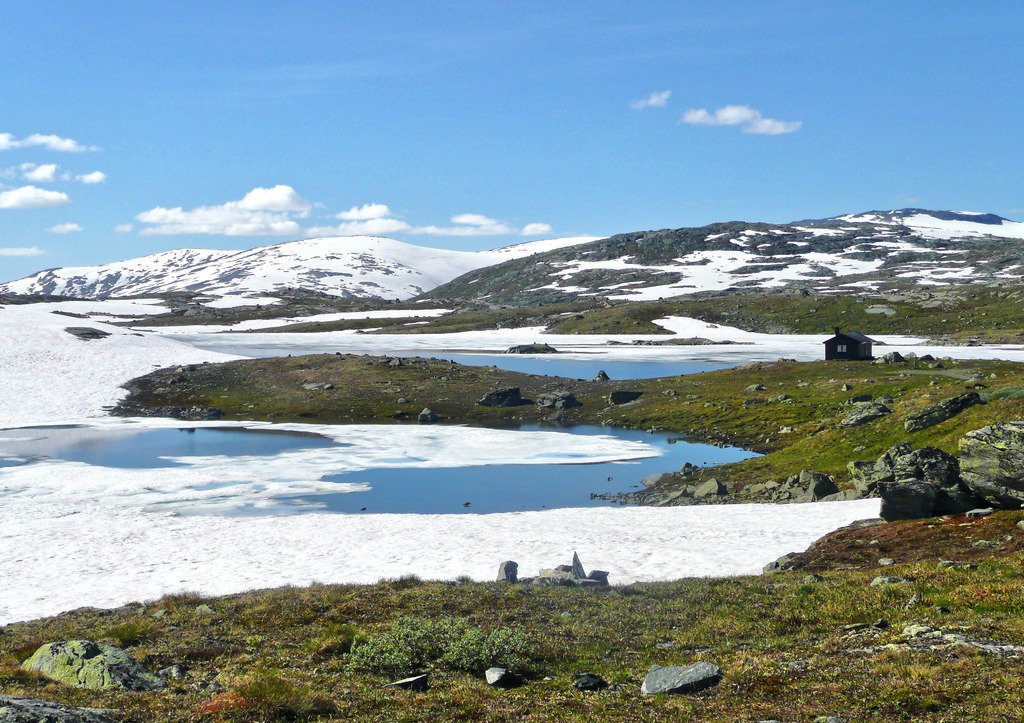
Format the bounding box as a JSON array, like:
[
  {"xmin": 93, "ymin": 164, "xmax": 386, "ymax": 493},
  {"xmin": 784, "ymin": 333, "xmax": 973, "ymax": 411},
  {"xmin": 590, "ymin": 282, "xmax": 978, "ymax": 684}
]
[
  {"xmin": 904, "ymin": 392, "xmax": 981, "ymax": 432},
  {"xmin": 694, "ymin": 477, "xmax": 726, "ymax": 498},
  {"xmin": 959, "ymin": 422, "xmax": 1024, "ymax": 507},
  {"xmin": 839, "ymin": 403, "xmax": 891, "ymax": 427},
  {"xmin": 0, "ymin": 695, "xmax": 115, "ymax": 722},
  {"xmin": 22, "ymin": 641, "xmax": 164, "ymax": 691},
  {"xmin": 535, "ymin": 391, "xmax": 581, "ymax": 409}
]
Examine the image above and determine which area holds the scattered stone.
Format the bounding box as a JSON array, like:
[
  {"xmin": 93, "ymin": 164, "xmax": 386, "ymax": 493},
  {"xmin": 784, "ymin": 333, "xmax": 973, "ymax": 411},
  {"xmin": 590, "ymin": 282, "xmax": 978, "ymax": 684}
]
[
  {"xmin": 878, "ymin": 558, "xmax": 895, "ymax": 566},
  {"xmin": 194, "ymin": 604, "xmax": 213, "ymax": 615},
  {"xmin": 744, "ymin": 384, "xmax": 766, "ymax": 392},
  {"xmin": 938, "ymin": 560, "xmax": 977, "ymax": 570},
  {"xmin": 573, "ymin": 673, "xmax": 608, "ymax": 691},
  {"xmin": 158, "ymin": 664, "xmax": 187, "ymax": 681},
  {"xmin": 593, "ymin": 370, "xmax": 610, "ymax": 381},
  {"xmin": 536, "ymin": 569, "xmax": 576, "ymax": 586},
  {"xmin": 874, "ymin": 351, "xmax": 905, "ymax": 363},
  {"xmin": 497, "ymin": 560, "xmax": 518, "ymax": 583},
  {"xmin": 764, "ymin": 554, "xmax": 797, "ymax": 574},
  {"xmin": 972, "ymin": 539, "xmax": 1000, "ymax": 549},
  {"xmin": 477, "ymin": 387, "xmax": 524, "ymax": 407},
  {"xmin": 484, "ymin": 667, "xmax": 521, "ymax": 688},
  {"xmin": 64, "ymin": 327, "xmax": 110, "ymax": 340},
  {"xmin": 802, "ymin": 573, "xmax": 823, "ymax": 584},
  {"xmin": 654, "ymin": 641, "xmax": 676, "ymax": 650},
  {"xmin": 535, "ymin": 391, "xmax": 581, "ymax": 410},
  {"xmin": 386, "ymin": 674, "xmax": 429, "ymax": 691},
  {"xmin": 641, "ymin": 662, "xmax": 721, "ymax": 696},
  {"xmin": 586, "ymin": 570, "xmax": 610, "ymax": 586},
  {"xmin": 0, "ymin": 696, "xmax": 115, "ymax": 722},
  {"xmin": 22, "ymin": 641, "xmax": 165, "ymax": 691},
  {"xmin": 506, "ymin": 343, "xmax": 558, "ymax": 354},
  {"xmin": 608, "ymin": 390, "xmax": 642, "ymax": 405},
  {"xmin": 905, "ymin": 392, "xmax": 982, "ymax": 432},
  {"xmin": 417, "ymin": 408, "xmax": 439, "ymax": 424}
]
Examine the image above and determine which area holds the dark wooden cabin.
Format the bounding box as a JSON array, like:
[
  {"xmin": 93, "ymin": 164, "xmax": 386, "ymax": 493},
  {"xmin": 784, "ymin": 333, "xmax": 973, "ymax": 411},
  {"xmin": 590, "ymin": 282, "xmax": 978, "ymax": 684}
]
[{"xmin": 823, "ymin": 328, "xmax": 875, "ymax": 360}]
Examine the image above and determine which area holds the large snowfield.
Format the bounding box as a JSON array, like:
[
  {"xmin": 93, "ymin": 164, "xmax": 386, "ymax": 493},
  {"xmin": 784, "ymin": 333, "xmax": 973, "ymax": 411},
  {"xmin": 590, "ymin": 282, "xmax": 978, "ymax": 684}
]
[{"xmin": 14, "ymin": 297, "xmax": 1024, "ymax": 623}]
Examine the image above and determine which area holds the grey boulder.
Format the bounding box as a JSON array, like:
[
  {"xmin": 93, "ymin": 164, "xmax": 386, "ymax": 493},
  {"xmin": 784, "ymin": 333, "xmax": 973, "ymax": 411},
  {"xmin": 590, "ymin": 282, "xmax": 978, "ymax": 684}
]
[
  {"xmin": 477, "ymin": 387, "xmax": 523, "ymax": 407},
  {"xmin": 959, "ymin": 422, "xmax": 1024, "ymax": 507},
  {"xmin": 641, "ymin": 662, "xmax": 721, "ymax": 696},
  {"xmin": 22, "ymin": 640, "xmax": 165, "ymax": 691},
  {"xmin": 0, "ymin": 696, "xmax": 115, "ymax": 723},
  {"xmin": 904, "ymin": 392, "xmax": 981, "ymax": 432}
]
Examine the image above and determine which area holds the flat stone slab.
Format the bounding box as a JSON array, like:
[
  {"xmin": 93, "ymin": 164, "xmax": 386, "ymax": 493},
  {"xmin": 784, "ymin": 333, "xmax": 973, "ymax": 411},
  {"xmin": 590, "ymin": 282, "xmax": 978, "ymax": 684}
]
[{"xmin": 0, "ymin": 696, "xmax": 115, "ymax": 722}]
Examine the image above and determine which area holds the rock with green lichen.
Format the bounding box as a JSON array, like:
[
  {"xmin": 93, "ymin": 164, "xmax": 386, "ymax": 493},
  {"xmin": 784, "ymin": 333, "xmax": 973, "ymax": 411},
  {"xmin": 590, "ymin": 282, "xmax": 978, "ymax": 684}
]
[{"xmin": 21, "ymin": 640, "xmax": 165, "ymax": 691}]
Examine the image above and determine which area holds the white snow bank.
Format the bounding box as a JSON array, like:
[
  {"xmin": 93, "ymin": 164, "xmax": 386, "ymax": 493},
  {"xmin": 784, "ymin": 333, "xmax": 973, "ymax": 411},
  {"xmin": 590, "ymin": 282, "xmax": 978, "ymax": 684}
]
[{"xmin": 0, "ymin": 304, "xmax": 234, "ymax": 426}]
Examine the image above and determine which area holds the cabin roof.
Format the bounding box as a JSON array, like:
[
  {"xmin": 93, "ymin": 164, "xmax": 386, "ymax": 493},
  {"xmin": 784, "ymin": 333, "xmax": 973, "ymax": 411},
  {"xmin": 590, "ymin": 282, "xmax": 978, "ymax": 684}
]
[{"xmin": 824, "ymin": 331, "xmax": 875, "ymax": 344}]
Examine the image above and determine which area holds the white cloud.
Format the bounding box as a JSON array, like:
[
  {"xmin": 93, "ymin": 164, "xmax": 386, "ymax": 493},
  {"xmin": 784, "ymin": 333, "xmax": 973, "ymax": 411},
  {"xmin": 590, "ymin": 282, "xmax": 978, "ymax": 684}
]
[
  {"xmin": 307, "ymin": 217, "xmax": 412, "ymax": 237},
  {"xmin": 411, "ymin": 213, "xmax": 515, "ymax": 236},
  {"xmin": 681, "ymin": 105, "xmax": 802, "ymax": 135},
  {"xmin": 0, "ymin": 132, "xmax": 97, "ymax": 152},
  {"xmin": 0, "ymin": 246, "xmax": 46, "ymax": 257},
  {"xmin": 521, "ymin": 222, "xmax": 553, "ymax": 236},
  {"xmin": 76, "ymin": 171, "xmax": 106, "ymax": 184},
  {"xmin": 114, "ymin": 223, "xmax": 134, "ymax": 233},
  {"xmin": 0, "ymin": 185, "xmax": 71, "ymax": 209},
  {"xmin": 337, "ymin": 202, "xmax": 391, "ymax": 221},
  {"xmin": 49, "ymin": 223, "xmax": 82, "ymax": 234},
  {"xmin": 136, "ymin": 185, "xmax": 311, "ymax": 236},
  {"xmin": 631, "ymin": 90, "xmax": 671, "ymax": 110},
  {"xmin": 21, "ymin": 163, "xmax": 58, "ymax": 182}
]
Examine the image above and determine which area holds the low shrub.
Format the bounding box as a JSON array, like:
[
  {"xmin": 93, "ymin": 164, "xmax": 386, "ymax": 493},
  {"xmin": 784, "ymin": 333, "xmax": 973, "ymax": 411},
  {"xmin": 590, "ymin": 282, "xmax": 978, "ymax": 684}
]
[
  {"xmin": 101, "ymin": 619, "xmax": 160, "ymax": 647},
  {"xmin": 349, "ymin": 616, "xmax": 534, "ymax": 676}
]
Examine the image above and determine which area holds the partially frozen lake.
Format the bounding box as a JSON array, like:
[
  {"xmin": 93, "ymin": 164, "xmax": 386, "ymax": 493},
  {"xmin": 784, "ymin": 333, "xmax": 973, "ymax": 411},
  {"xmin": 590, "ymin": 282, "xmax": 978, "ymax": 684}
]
[{"xmin": 0, "ymin": 422, "xmax": 754, "ymax": 515}]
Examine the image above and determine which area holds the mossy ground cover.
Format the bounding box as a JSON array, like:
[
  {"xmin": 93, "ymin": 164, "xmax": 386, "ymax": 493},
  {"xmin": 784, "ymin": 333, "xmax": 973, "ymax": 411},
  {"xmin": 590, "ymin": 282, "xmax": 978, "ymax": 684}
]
[
  {"xmin": 116, "ymin": 354, "xmax": 1024, "ymax": 501},
  {"xmin": 2, "ymin": 514, "xmax": 1024, "ymax": 721}
]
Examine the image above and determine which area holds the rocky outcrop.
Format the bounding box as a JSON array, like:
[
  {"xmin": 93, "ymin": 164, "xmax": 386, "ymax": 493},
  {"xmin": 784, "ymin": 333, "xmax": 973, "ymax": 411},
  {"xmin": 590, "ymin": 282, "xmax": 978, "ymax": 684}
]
[
  {"xmin": 22, "ymin": 641, "xmax": 165, "ymax": 691},
  {"xmin": 506, "ymin": 552, "xmax": 609, "ymax": 587},
  {"xmin": 0, "ymin": 696, "xmax": 115, "ymax": 722},
  {"xmin": 904, "ymin": 392, "xmax": 982, "ymax": 432},
  {"xmin": 64, "ymin": 327, "xmax": 110, "ymax": 340},
  {"xmin": 959, "ymin": 422, "xmax": 1024, "ymax": 507},
  {"xmin": 874, "ymin": 351, "xmax": 906, "ymax": 364},
  {"xmin": 476, "ymin": 387, "xmax": 523, "ymax": 407},
  {"xmin": 849, "ymin": 444, "xmax": 981, "ymax": 520},
  {"xmin": 417, "ymin": 408, "xmax": 439, "ymax": 423},
  {"xmin": 798, "ymin": 470, "xmax": 839, "ymax": 501}
]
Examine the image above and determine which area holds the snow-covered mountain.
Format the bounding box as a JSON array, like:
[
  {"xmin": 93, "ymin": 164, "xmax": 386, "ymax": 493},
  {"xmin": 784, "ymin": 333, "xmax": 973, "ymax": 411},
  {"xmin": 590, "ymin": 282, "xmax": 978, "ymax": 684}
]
[
  {"xmin": 0, "ymin": 235, "xmax": 602, "ymax": 300},
  {"xmin": 426, "ymin": 209, "xmax": 1024, "ymax": 304}
]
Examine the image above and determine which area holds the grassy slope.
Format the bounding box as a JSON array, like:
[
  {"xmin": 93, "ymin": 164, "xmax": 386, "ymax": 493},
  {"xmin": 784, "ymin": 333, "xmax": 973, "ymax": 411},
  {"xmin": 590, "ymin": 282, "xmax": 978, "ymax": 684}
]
[
  {"xmin": 116, "ymin": 354, "xmax": 1024, "ymax": 498},
  {"xmin": 2, "ymin": 511, "xmax": 1023, "ymax": 721}
]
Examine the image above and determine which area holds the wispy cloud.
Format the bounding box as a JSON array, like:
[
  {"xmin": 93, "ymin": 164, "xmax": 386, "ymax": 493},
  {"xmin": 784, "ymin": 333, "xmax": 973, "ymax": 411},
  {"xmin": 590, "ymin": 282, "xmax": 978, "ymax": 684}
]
[
  {"xmin": 49, "ymin": 223, "xmax": 82, "ymax": 234},
  {"xmin": 136, "ymin": 185, "xmax": 311, "ymax": 236},
  {"xmin": 681, "ymin": 105, "xmax": 802, "ymax": 135},
  {"xmin": 75, "ymin": 171, "xmax": 106, "ymax": 184},
  {"xmin": 631, "ymin": 90, "xmax": 671, "ymax": 110},
  {"xmin": 0, "ymin": 246, "xmax": 46, "ymax": 257},
  {"xmin": 0, "ymin": 185, "xmax": 71, "ymax": 209},
  {"xmin": 0, "ymin": 133, "xmax": 98, "ymax": 152},
  {"xmin": 308, "ymin": 204, "xmax": 551, "ymax": 238},
  {"xmin": 21, "ymin": 163, "xmax": 58, "ymax": 182},
  {"xmin": 114, "ymin": 223, "xmax": 134, "ymax": 233}
]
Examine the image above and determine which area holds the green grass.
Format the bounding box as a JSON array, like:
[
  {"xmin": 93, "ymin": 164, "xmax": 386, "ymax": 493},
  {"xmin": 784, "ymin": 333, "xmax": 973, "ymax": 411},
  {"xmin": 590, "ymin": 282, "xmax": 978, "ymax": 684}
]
[{"xmin": 3, "ymin": 522, "xmax": 1024, "ymax": 721}]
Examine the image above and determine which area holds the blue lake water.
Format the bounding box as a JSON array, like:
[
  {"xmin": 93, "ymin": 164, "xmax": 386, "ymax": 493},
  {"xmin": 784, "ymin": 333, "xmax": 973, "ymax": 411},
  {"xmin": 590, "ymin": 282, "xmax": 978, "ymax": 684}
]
[
  {"xmin": 0, "ymin": 424, "xmax": 756, "ymax": 514},
  {"xmin": 417, "ymin": 354, "xmax": 729, "ymax": 380}
]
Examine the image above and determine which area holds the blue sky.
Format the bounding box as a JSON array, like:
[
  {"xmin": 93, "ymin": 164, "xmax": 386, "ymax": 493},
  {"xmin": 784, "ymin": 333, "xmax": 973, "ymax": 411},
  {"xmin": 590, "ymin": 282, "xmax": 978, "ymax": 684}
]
[{"xmin": 1, "ymin": 1, "xmax": 1022, "ymax": 282}]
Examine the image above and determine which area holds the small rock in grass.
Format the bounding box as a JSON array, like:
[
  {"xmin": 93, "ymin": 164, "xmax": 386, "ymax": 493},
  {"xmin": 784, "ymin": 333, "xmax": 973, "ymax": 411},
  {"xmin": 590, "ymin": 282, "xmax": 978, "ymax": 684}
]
[
  {"xmin": 417, "ymin": 408, "xmax": 438, "ymax": 424},
  {"xmin": 878, "ymin": 558, "xmax": 895, "ymax": 566},
  {"xmin": 965, "ymin": 507, "xmax": 994, "ymax": 518},
  {"xmin": 870, "ymin": 576, "xmax": 910, "ymax": 587},
  {"xmin": 484, "ymin": 667, "xmax": 521, "ymax": 688},
  {"xmin": 194, "ymin": 604, "xmax": 213, "ymax": 615},
  {"xmin": 386, "ymin": 674, "xmax": 428, "ymax": 692},
  {"xmin": 573, "ymin": 673, "xmax": 608, "ymax": 691},
  {"xmin": 802, "ymin": 573, "xmax": 823, "ymax": 584},
  {"xmin": 972, "ymin": 539, "xmax": 1000, "ymax": 549},
  {"xmin": 938, "ymin": 560, "xmax": 977, "ymax": 570},
  {"xmin": 655, "ymin": 641, "xmax": 676, "ymax": 650},
  {"xmin": 158, "ymin": 664, "xmax": 187, "ymax": 681},
  {"xmin": 641, "ymin": 662, "xmax": 721, "ymax": 696}
]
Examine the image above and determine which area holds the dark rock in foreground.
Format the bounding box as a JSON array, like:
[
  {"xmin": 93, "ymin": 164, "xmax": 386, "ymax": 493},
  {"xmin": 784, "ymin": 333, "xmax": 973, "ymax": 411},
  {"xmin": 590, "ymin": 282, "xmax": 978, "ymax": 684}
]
[
  {"xmin": 641, "ymin": 662, "xmax": 721, "ymax": 696},
  {"xmin": 608, "ymin": 390, "xmax": 642, "ymax": 405},
  {"xmin": 574, "ymin": 673, "xmax": 609, "ymax": 691},
  {"xmin": 0, "ymin": 696, "xmax": 115, "ymax": 722},
  {"xmin": 484, "ymin": 667, "xmax": 522, "ymax": 688},
  {"xmin": 64, "ymin": 327, "xmax": 110, "ymax": 340},
  {"xmin": 497, "ymin": 560, "xmax": 518, "ymax": 583}
]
